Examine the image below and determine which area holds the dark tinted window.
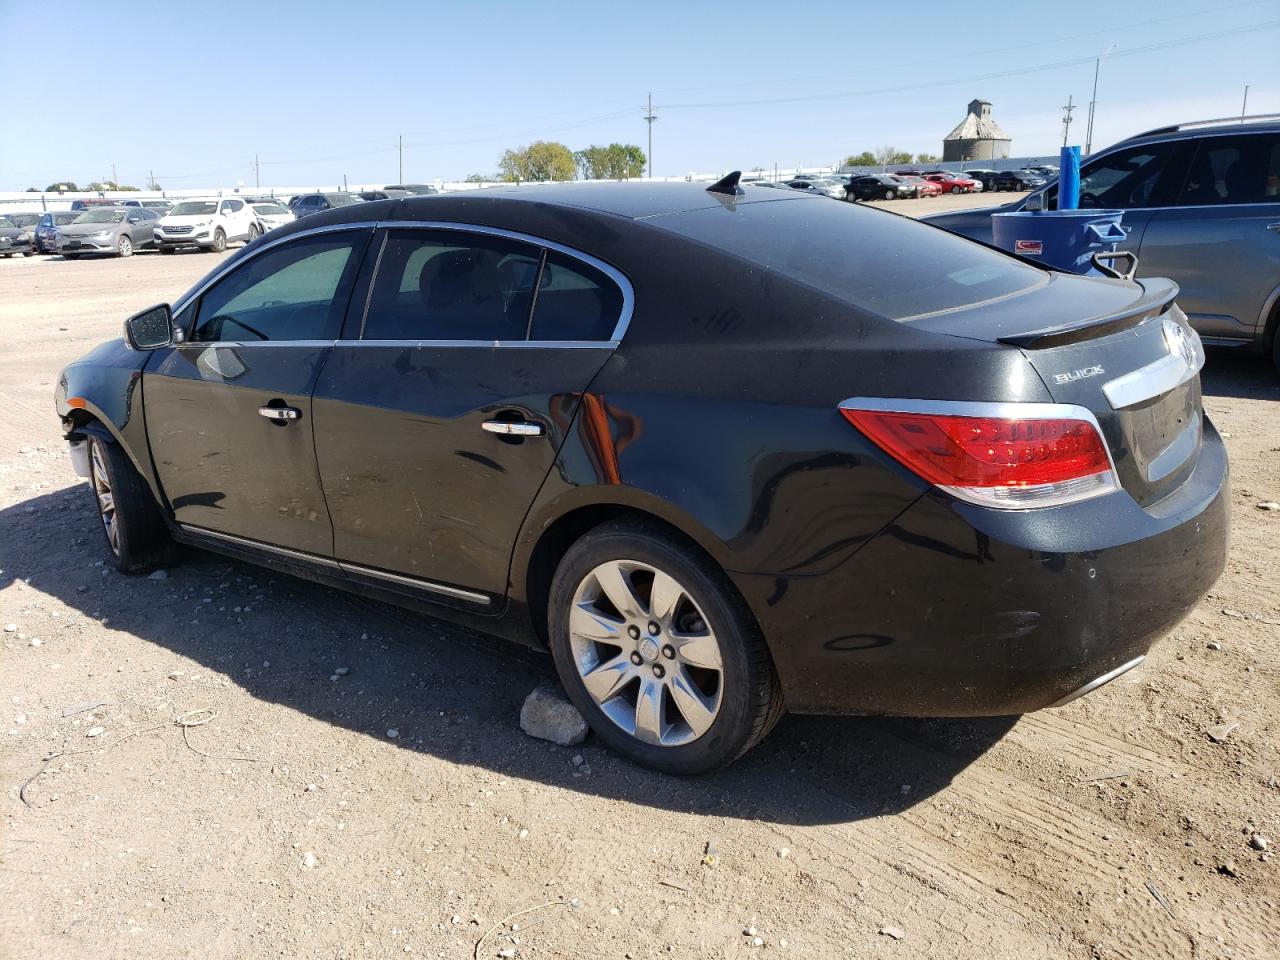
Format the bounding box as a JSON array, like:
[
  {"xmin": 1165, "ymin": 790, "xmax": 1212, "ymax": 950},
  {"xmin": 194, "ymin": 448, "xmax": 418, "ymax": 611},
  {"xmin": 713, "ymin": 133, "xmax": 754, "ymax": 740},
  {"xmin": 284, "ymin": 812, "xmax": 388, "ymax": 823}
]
[
  {"xmin": 661, "ymin": 198, "xmax": 1044, "ymax": 321},
  {"xmin": 528, "ymin": 251, "xmax": 624, "ymax": 341},
  {"xmin": 362, "ymin": 230, "xmax": 541, "ymax": 341},
  {"xmin": 1074, "ymin": 142, "xmax": 1176, "ymax": 209},
  {"xmin": 191, "ymin": 231, "xmax": 365, "ymax": 342},
  {"xmin": 1176, "ymin": 134, "xmax": 1280, "ymax": 206}
]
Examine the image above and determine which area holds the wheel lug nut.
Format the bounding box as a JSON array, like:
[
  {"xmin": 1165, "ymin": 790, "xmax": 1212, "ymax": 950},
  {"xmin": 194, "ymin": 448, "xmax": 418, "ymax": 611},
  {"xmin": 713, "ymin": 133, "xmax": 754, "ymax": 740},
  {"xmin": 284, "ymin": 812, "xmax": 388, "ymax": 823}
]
[
  {"xmin": 648, "ymin": 621, "xmax": 660, "ymax": 635},
  {"xmin": 627, "ymin": 625, "xmax": 641, "ymax": 640},
  {"xmin": 652, "ymin": 664, "xmax": 665, "ymax": 679},
  {"xmin": 630, "ymin": 652, "xmax": 643, "ymax": 666},
  {"xmin": 662, "ymin": 644, "xmax": 675, "ymax": 660}
]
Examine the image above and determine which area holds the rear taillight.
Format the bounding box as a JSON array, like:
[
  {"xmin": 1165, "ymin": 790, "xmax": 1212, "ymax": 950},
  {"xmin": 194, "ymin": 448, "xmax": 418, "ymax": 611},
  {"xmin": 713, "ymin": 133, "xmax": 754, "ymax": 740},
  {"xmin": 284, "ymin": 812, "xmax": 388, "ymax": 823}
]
[{"xmin": 839, "ymin": 399, "xmax": 1119, "ymax": 509}]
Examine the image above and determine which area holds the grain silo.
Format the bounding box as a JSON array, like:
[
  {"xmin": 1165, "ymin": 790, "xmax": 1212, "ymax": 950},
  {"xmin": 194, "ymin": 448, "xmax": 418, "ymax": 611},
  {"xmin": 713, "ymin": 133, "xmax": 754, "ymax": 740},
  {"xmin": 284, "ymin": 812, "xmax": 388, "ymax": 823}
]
[{"xmin": 942, "ymin": 99, "xmax": 1011, "ymax": 162}]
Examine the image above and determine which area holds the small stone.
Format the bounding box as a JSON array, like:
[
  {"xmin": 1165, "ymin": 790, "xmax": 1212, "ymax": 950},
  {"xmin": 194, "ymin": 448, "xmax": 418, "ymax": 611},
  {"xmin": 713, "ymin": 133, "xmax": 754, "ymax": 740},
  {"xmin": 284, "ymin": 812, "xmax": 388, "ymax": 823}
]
[
  {"xmin": 450, "ymin": 915, "xmax": 461, "ymax": 925},
  {"xmin": 778, "ymin": 847, "xmax": 790, "ymax": 858},
  {"xmin": 519, "ymin": 685, "xmax": 587, "ymax": 746},
  {"xmin": 387, "ymin": 728, "xmax": 399, "ymax": 739},
  {"xmin": 879, "ymin": 926, "xmax": 905, "ymax": 940},
  {"xmin": 305, "ymin": 783, "xmax": 317, "ymax": 793},
  {"xmin": 334, "ymin": 666, "xmax": 349, "ymax": 676},
  {"xmin": 1257, "ymin": 501, "xmax": 1280, "ymax": 511},
  {"xmin": 1207, "ymin": 722, "xmax": 1239, "ymax": 743},
  {"xmin": 1207, "ymin": 641, "xmax": 1222, "ymax": 650},
  {"xmin": 4, "ymin": 623, "xmax": 16, "ymax": 633},
  {"xmin": 517, "ymin": 829, "xmax": 529, "ymax": 839},
  {"xmin": 29, "ymin": 638, "xmax": 43, "ymax": 647},
  {"xmin": 780, "ymin": 940, "xmax": 788, "ymax": 948},
  {"xmin": 571, "ymin": 754, "xmax": 584, "ymax": 766},
  {"xmin": 300, "ymin": 851, "xmax": 318, "ymax": 869},
  {"xmin": 609, "ymin": 907, "xmax": 619, "ymax": 916},
  {"xmin": 168, "ymin": 671, "xmax": 184, "ymax": 680},
  {"xmin": 498, "ymin": 950, "xmax": 516, "ymax": 959},
  {"xmin": 1250, "ymin": 835, "xmax": 1269, "ymax": 851},
  {"xmin": 752, "ymin": 938, "xmax": 764, "ymax": 948},
  {"xmin": 86, "ymin": 726, "xmax": 105, "ymax": 737},
  {"xmin": 148, "ymin": 569, "xmax": 169, "ymax": 580}
]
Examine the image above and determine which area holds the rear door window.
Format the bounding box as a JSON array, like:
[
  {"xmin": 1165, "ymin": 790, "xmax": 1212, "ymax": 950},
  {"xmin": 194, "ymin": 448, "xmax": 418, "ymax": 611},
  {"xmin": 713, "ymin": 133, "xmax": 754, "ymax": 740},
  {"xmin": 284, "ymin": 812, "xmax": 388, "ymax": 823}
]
[
  {"xmin": 1175, "ymin": 134, "xmax": 1280, "ymax": 206},
  {"xmin": 528, "ymin": 251, "xmax": 625, "ymax": 342},
  {"xmin": 361, "ymin": 230, "xmax": 542, "ymax": 341}
]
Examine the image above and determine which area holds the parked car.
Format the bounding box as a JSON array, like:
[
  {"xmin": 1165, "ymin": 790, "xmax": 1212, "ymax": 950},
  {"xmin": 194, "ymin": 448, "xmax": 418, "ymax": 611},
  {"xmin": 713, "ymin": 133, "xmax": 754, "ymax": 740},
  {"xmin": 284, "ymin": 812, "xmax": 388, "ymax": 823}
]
[
  {"xmin": 991, "ymin": 169, "xmax": 1048, "ymax": 192},
  {"xmin": 383, "ymin": 184, "xmax": 440, "ymax": 195},
  {"xmin": 69, "ymin": 198, "xmax": 120, "ymax": 211},
  {"xmin": 359, "ymin": 189, "xmax": 413, "ymax": 201},
  {"xmin": 925, "ymin": 116, "xmax": 1280, "ymax": 367},
  {"xmin": 122, "ymin": 199, "xmax": 175, "ymax": 214},
  {"xmin": 154, "ymin": 197, "xmax": 261, "ymax": 254},
  {"xmin": 0, "ymin": 214, "xmax": 35, "ymax": 257},
  {"xmin": 56, "ymin": 206, "xmax": 160, "ymax": 258},
  {"xmin": 846, "ymin": 174, "xmax": 907, "ymax": 201},
  {"xmin": 55, "ymin": 178, "xmax": 1227, "ymax": 773},
  {"xmin": 250, "ymin": 201, "xmax": 295, "ymax": 233},
  {"xmin": 1023, "ymin": 164, "xmax": 1059, "ymax": 177},
  {"xmin": 963, "ymin": 169, "xmax": 999, "ymax": 191},
  {"xmin": 786, "ymin": 178, "xmax": 844, "ymax": 199},
  {"xmin": 290, "ymin": 192, "xmax": 365, "ymax": 218},
  {"xmin": 897, "ymin": 174, "xmax": 942, "ymax": 198},
  {"xmin": 35, "ymin": 210, "xmax": 83, "ymax": 253},
  {"xmin": 921, "ymin": 172, "xmax": 979, "ymax": 194}
]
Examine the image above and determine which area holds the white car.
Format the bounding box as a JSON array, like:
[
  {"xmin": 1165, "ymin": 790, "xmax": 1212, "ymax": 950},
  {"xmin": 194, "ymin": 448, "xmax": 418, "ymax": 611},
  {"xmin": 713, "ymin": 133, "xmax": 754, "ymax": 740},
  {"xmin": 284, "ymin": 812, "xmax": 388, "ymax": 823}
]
[
  {"xmin": 250, "ymin": 201, "xmax": 295, "ymax": 233},
  {"xmin": 154, "ymin": 197, "xmax": 260, "ymax": 254}
]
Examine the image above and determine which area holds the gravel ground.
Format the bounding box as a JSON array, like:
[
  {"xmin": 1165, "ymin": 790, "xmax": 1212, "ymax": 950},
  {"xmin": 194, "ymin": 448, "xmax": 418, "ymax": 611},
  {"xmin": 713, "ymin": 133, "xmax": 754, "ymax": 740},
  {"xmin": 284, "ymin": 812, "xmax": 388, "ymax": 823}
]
[{"xmin": 2, "ymin": 196, "xmax": 1278, "ymax": 960}]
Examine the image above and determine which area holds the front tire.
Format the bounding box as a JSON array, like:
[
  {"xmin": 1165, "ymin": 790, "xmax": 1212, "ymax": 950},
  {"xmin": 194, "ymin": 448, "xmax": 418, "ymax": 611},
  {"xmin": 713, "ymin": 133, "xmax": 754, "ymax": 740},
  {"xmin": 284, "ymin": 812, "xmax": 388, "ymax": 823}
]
[
  {"xmin": 87, "ymin": 435, "xmax": 175, "ymax": 573},
  {"xmin": 117, "ymin": 235, "xmax": 133, "ymax": 257},
  {"xmin": 548, "ymin": 519, "xmax": 783, "ymax": 774},
  {"xmin": 210, "ymin": 229, "xmax": 226, "ymax": 253},
  {"xmin": 159, "ymin": 244, "xmax": 175, "ymax": 255}
]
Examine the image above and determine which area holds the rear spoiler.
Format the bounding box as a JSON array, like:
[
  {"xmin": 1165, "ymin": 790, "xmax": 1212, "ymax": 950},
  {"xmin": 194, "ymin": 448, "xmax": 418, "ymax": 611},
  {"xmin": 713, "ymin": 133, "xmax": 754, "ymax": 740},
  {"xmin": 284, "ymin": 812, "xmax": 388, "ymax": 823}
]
[{"xmin": 997, "ymin": 278, "xmax": 1179, "ymax": 350}]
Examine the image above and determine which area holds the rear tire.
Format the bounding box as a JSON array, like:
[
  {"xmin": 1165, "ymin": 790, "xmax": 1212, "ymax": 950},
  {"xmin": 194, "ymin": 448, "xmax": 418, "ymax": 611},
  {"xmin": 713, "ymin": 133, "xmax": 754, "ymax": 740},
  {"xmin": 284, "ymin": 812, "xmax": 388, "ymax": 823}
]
[
  {"xmin": 87, "ymin": 435, "xmax": 175, "ymax": 574},
  {"xmin": 548, "ymin": 519, "xmax": 784, "ymax": 774},
  {"xmin": 883, "ymin": 189, "xmax": 896, "ymax": 200},
  {"xmin": 246, "ymin": 223, "xmax": 260, "ymax": 243}
]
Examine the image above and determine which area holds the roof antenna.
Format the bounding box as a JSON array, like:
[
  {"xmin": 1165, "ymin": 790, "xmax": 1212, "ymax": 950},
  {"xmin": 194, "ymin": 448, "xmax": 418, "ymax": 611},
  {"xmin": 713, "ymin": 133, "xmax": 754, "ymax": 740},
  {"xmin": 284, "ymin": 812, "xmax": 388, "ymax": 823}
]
[{"xmin": 706, "ymin": 170, "xmax": 743, "ymax": 196}]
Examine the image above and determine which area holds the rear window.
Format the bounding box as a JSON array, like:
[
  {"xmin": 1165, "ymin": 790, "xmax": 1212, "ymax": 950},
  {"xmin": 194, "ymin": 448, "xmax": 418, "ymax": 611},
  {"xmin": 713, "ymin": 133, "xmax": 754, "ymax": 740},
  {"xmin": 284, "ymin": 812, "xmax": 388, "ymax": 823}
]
[{"xmin": 659, "ymin": 197, "xmax": 1044, "ymax": 321}]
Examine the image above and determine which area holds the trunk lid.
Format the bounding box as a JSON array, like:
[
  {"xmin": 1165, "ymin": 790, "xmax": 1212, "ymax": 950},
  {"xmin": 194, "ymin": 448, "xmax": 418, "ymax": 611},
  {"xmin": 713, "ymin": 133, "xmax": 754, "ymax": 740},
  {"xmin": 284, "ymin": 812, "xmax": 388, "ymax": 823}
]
[{"xmin": 905, "ymin": 274, "xmax": 1204, "ymax": 507}]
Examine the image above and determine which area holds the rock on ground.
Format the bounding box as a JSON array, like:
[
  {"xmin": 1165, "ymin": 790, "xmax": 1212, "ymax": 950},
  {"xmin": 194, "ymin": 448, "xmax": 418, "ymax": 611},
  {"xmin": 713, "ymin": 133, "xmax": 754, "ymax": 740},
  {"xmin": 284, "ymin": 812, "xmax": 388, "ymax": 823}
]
[{"xmin": 520, "ymin": 685, "xmax": 588, "ymax": 746}]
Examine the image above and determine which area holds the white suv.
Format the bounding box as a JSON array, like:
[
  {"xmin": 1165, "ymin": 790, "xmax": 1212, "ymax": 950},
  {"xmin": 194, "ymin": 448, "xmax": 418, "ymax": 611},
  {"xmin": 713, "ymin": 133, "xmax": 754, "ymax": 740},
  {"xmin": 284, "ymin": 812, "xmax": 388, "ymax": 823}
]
[{"xmin": 154, "ymin": 197, "xmax": 260, "ymax": 254}]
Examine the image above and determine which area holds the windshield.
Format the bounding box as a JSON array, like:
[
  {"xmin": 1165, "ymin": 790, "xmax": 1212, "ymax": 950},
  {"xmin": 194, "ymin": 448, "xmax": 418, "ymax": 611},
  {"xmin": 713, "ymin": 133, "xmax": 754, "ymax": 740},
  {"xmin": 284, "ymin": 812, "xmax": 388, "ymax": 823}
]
[
  {"xmin": 253, "ymin": 203, "xmax": 287, "ymax": 215},
  {"xmin": 327, "ymin": 194, "xmax": 362, "ymax": 207},
  {"xmin": 171, "ymin": 201, "xmax": 217, "ymax": 216},
  {"xmin": 8, "ymin": 214, "xmax": 38, "ymax": 227},
  {"xmin": 0, "ymin": 215, "xmax": 14, "ymax": 228},
  {"xmin": 55, "ymin": 212, "xmax": 81, "ymax": 224},
  {"xmin": 75, "ymin": 209, "xmax": 126, "ymax": 224},
  {"xmin": 661, "ymin": 198, "xmax": 1044, "ymax": 322}
]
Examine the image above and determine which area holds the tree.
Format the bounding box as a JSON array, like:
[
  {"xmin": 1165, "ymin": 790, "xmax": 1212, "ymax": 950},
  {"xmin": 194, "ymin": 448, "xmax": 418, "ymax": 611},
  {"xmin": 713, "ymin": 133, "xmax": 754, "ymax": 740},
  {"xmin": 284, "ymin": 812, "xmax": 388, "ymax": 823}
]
[
  {"xmin": 915, "ymin": 152, "xmax": 940, "ymax": 164},
  {"xmin": 845, "ymin": 151, "xmax": 877, "ymax": 167},
  {"xmin": 464, "ymin": 173, "xmax": 494, "ymax": 183},
  {"xmin": 573, "ymin": 143, "xmax": 646, "ymax": 180},
  {"xmin": 85, "ymin": 180, "xmax": 139, "ymax": 192},
  {"xmin": 498, "ymin": 141, "xmax": 576, "ymax": 182},
  {"xmin": 874, "ymin": 146, "xmax": 913, "ymax": 167},
  {"xmin": 45, "ymin": 181, "xmax": 78, "ymax": 192}
]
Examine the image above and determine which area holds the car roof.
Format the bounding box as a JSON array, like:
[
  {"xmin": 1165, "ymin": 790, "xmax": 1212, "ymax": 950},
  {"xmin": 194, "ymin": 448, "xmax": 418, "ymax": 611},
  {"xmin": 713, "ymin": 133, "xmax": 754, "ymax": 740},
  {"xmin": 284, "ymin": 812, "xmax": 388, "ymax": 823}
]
[{"xmin": 1123, "ymin": 114, "xmax": 1280, "ymax": 143}]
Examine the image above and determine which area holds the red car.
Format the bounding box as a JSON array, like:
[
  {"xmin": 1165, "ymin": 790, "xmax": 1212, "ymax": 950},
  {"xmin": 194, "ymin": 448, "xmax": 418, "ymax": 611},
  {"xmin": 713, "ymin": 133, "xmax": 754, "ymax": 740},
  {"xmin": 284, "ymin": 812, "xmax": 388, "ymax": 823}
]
[
  {"xmin": 894, "ymin": 175, "xmax": 942, "ymax": 198},
  {"xmin": 921, "ymin": 172, "xmax": 979, "ymax": 194}
]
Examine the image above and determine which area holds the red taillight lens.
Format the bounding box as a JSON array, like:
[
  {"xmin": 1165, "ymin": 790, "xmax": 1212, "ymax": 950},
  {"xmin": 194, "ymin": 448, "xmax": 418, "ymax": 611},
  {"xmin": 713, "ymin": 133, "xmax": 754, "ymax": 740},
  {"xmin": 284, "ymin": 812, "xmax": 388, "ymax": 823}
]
[{"xmin": 840, "ymin": 405, "xmax": 1118, "ymax": 508}]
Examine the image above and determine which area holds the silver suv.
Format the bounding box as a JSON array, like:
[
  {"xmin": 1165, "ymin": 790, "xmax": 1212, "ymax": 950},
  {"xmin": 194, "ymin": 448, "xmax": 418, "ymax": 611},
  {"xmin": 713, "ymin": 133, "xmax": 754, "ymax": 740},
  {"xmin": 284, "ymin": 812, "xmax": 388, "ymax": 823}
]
[{"xmin": 924, "ymin": 116, "xmax": 1280, "ymax": 371}]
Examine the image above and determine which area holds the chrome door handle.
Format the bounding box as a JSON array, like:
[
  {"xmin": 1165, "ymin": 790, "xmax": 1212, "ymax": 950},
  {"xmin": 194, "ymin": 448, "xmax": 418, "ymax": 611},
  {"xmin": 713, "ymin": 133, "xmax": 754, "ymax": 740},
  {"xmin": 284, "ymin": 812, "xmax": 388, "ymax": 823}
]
[
  {"xmin": 481, "ymin": 420, "xmax": 543, "ymax": 437},
  {"xmin": 1267, "ymin": 222, "xmax": 1280, "ymax": 232},
  {"xmin": 258, "ymin": 406, "xmax": 302, "ymax": 422}
]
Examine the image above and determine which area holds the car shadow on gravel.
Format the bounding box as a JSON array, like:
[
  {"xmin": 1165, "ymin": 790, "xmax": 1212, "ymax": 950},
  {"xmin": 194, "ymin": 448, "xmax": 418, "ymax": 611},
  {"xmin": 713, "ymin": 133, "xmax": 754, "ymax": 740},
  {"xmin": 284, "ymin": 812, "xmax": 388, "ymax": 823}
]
[
  {"xmin": 1200, "ymin": 349, "xmax": 1279, "ymax": 400},
  {"xmin": 2, "ymin": 488, "xmax": 1014, "ymax": 827}
]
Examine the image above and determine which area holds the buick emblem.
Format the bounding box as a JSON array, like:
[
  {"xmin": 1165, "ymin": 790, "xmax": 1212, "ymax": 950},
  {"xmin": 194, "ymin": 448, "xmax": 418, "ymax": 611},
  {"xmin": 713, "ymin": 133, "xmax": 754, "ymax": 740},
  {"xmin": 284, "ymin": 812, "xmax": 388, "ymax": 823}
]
[{"xmin": 1163, "ymin": 317, "xmax": 1198, "ymax": 370}]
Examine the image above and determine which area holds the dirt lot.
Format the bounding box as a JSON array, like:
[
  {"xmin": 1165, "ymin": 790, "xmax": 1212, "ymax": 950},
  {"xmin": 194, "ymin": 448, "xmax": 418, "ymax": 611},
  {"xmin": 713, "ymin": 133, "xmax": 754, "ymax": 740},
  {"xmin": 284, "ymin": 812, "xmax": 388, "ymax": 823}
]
[{"xmin": 2, "ymin": 196, "xmax": 1278, "ymax": 960}]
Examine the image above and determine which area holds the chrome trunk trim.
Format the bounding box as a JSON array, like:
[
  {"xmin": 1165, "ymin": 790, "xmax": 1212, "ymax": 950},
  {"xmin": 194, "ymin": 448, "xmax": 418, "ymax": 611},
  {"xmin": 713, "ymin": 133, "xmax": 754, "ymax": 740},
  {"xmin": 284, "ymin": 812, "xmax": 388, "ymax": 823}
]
[{"xmin": 1047, "ymin": 655, "xmax": 1145, "ymax": 708}]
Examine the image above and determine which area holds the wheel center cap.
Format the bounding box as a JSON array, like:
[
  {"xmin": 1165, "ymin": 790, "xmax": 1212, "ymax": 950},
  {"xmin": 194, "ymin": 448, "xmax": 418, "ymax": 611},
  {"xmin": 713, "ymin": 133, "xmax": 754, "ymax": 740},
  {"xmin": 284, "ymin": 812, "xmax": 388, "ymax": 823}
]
[{"xmin": 637, "ymin": 636, "xmax": 660, "ymax": 663}]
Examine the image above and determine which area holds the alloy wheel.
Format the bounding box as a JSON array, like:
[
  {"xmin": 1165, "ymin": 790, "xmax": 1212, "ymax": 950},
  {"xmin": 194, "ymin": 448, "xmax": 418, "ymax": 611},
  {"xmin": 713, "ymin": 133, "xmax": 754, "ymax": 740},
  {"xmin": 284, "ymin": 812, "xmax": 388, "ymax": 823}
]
[
  {"xmin": 568, "ymin": 559, "xmax": 724, "ymax": 747},
  {"xmin": 90, "ymin": 441, "xmax": 120, "ymax": 556},
  {"xmin": 118, "ymin": 235, "xmax": 132, "ymax": 257}
]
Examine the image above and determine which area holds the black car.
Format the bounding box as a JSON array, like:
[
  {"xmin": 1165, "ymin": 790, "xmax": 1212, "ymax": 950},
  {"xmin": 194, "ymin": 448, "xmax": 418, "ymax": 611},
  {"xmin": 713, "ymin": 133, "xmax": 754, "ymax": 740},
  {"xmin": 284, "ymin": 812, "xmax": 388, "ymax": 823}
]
[
  {"xmin": 0, "ymin": 214, "xmax": 35, "ymax": 257},
  {"xmin": 384, "ymin": 183, "xmax": 440, "ymax": 195},
  {"xmin": 359, "ymin": 189, "xmax": 414, "ymax": 201},
  {"xmin": 845, "ymin": 174, "xmax": 906, "ymax": 200},
  {"xmin": 55, "ymin": 176, "xmax": 1228, "ymax": 774},
  {"xmin": 992, "ymin": 170, "xmax": 1047, "ymax": 192},
  {"xmin": 289, "ymin": 192, "xmax": 364, "ymax": 218},
  {"xmin": 963, "ymin": 169, "xmax": 1000, "ymax": 191}
]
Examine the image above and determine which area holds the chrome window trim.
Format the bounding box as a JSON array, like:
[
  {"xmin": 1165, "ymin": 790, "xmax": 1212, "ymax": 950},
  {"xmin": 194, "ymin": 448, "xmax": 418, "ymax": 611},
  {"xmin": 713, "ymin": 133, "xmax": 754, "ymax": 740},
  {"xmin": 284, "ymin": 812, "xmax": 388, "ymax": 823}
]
[
  {"xmin": 333, "ymin": 339, "xmax": 616, "ymax": 350},
  {"xmin": 170, "ymin": 218, "xmax": 635, "ymax": 347},
  {"xmin": 837, "ymin": 397, "xmax": 1121, "ymax": 507}
]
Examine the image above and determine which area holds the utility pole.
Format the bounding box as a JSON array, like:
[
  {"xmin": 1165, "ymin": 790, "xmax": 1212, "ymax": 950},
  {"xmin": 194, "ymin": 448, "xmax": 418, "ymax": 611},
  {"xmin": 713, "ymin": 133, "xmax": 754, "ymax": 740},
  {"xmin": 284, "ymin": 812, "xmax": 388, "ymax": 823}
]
[
  {"xmin": 399, "ymin": 135, "xmax": 404, "ymax": 183},
  {"xmin": 1061, "ymin": 95, "xmax": 1076, "ymax": 147},
  {"xmin": 111, "ymin": 160, "xmax": 117, "ymax": 189},
  {"xmin": 1241, "ymin": 84, "xmax": 1250, "ymax": 121},
  {"xmin": 643, "ymin": 93, "xmax": 658, "ymax": 180},
  {"xmin": 1084, "ymin": 43, "xmax": 1117, "ymax": 156},
  {"xmin": 255, "ymin": 154, "xmax": 260, "ymax": 189}
]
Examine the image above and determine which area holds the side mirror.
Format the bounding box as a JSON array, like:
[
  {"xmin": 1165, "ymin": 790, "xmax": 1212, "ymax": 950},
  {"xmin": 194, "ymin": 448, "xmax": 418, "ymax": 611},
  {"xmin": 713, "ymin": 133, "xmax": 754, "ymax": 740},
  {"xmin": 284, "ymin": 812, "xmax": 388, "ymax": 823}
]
[
  {"xmin": 1024, "ymin": 192, "xmax": 1045, "ymax": 212},
  {"xmin": 124, "ymin": 304, "xmax": 174, "ymax": 351}
]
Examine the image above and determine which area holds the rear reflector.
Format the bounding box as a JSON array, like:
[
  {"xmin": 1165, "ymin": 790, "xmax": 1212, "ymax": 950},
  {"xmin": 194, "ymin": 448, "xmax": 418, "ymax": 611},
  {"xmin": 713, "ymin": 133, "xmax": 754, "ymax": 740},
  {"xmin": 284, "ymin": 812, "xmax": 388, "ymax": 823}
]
[{"xmin": 840, "ymin": 400, "xmax": 1119, "ymax": 509}]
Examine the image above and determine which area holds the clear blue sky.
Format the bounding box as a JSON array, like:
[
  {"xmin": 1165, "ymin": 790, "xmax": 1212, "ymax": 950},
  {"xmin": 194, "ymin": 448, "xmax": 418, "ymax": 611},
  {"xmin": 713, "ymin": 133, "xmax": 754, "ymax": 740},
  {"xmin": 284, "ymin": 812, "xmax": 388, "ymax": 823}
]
[{"xmin": 1, "ymin": 0, "xmax": 1276, "ymax": 190}]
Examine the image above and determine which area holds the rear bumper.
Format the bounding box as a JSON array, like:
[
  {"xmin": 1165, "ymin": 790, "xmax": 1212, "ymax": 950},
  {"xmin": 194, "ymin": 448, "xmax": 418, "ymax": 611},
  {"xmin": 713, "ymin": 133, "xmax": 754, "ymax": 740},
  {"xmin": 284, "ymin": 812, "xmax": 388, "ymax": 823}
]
[{"xmin": 745, "ymin": 415, "xmax": 1230, "ymax": 716}]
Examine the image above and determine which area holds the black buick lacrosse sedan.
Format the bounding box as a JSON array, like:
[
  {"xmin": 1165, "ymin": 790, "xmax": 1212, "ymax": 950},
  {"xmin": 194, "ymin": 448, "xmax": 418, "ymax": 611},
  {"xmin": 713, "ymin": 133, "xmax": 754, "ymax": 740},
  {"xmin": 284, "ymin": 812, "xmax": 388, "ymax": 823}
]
[{"xmin": 56, "ymin": 176, "xmax": 1228, "ymax": 773}]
